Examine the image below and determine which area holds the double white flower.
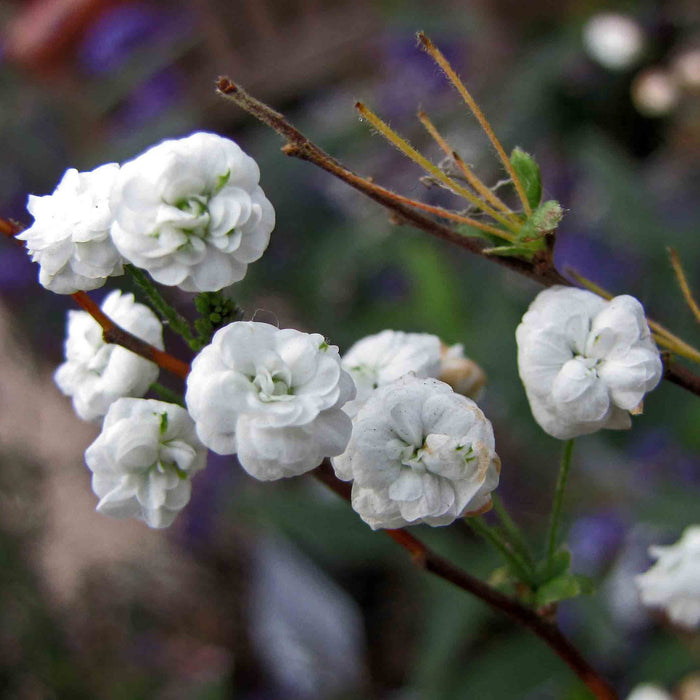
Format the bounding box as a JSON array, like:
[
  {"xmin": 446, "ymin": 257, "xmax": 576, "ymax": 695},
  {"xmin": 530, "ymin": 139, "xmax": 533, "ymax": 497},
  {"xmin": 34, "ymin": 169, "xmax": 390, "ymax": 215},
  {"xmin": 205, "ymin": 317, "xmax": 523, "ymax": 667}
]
[
  {"xmin": 333, "ymin": 376, "xmax": 500, "ymax": 530},
  {"xmin": 185, "ymin": 322, "xmax": 355, "ymax": 480},
  {"xmin": 110, "ymin": 132, "xmax": 275, "ymax": 292},
  {"xmin": 54, "ymin": 290, "xmax": 164, "ymax": 422},
  {"xmin": 636, "ymin": 526, "xmax": 700, "ymax": 629},
  {"xmin": 85, "ymin": 398, "xmax": 207, "ymax": 528},
  {"xmin": 341, "ymin": 330, "xmax": 484, "ymax": 417},
  {"xmin": 516, "ymin": 286, "xmax": 662, "ymax": 439},
  {"xmin": 18, "ymin": 164, "xmax": 123, "ymax": 294}
]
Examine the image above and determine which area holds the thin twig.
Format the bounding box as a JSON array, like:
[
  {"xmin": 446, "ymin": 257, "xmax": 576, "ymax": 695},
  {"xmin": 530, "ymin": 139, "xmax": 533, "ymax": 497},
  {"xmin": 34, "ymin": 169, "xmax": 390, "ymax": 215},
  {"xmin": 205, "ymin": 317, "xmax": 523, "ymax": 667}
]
[
  {"xmin": 313, "ymin": 461, "xmax": 618, "ymax": 700},
  {"xmin": 214, "ymin": 80, "xmax": 700, "ymax": 398},
  {"xmin": 668, "ymin": 247, "xmax": 700, "ymax": 324},
  {"xmin": 416, "ymin": 32, "xmax": 533, "ymax": 216},
  {"xmin": 417, "ymin": 110, "xmax": 515, "ymax": 219},
  {"xmin": 0, "ymin": 219, "xmax": 190, "ymax": 380}
]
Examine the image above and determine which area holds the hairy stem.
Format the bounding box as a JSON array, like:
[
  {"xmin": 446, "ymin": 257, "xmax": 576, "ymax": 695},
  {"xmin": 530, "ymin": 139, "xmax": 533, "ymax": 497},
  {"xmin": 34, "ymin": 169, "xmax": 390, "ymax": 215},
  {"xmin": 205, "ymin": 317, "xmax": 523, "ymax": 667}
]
[
  {"xmin": 313, "ymin": 461, "xmax": 618, "ymax": 700},
  {"xmin": 546, "ymin": 439, "xmax": 575, "ymax": 567}
]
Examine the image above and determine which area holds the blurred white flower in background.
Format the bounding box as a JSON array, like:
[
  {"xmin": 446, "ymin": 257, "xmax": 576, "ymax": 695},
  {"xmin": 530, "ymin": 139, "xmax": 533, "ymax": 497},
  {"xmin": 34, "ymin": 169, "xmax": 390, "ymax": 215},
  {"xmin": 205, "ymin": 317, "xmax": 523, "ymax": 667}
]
[
  {"xmin": 636, "ymin": 525, "xmax": 700, "ymax": 629},
  {"xmin": 19, "ymin": 163, "xmax": 123, "ymax": 294},
  {"xmin": 186, "ymin": 321, "xmax": 354, "ymax": 480},
  {"xmin": 626, "ymin": 684, "xmax": 673, "ymax": 700},
  {"xmin": 632, "ymin": 69, "xmax": 680, "ymax": 117},
  {"xmin": 438, "ymin": 342, "xmax": 486, "ymax": 400},
  {"xmin": 516, "ymin": 286, "xmax": 662, "ymax": 439},
  {"xmin": 85, "ymin": 398, "xmax": 207, "ymax": 528},
  {"xmin": 54, "ymin": 290, "xmax": 163, "ymax": 422},
  {"xmin": 333, "ymin": 375, "xmax": 500, "ymax": 530},
  {"xmin": 583, "ymin": 13, "xmax": 645, "ymax": 71},
  {"xmin": 110, "ymin": 132, "xmax": 275, "ymax": 292}
]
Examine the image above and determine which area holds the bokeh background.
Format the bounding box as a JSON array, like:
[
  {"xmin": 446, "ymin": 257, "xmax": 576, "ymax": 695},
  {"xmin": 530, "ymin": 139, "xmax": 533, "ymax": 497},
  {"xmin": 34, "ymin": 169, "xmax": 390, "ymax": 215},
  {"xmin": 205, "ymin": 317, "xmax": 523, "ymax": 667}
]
[{"xmin": 2, "ymin": 0, "xmax": 700, "ymax": 698}]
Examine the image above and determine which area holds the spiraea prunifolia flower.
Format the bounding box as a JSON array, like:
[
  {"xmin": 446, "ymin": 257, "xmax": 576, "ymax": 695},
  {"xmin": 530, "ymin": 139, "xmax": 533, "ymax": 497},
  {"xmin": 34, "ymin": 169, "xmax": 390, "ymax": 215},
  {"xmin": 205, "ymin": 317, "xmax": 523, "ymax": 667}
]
[
  {"xmin": 341, "ymin": 330, "xmax": 442, "ymax": 417},
  {"xmin": 516, "ymin": 286, "xmax": 662, "ymax": 439},
  {"xmin": 18, "ymin": 163, "xmax": 123, "ymax": 294},
  {"xmin": 85, "ymin": 398, "xmax": 207, "ymax": 528},
  {"xmin": 332, "ymin": 376, "xmax": 500, "ymax": 530},
  {"xmin": 54, "ymin": 290, "xmax": 163, "ymax": 422},
  {"xmin": 110, "ymin": 132, "xmax": 275, "ymax": 292},
  {"xmin": 185, "ymin": 321, "xmax": 355, "ymax": 480},
  {"xmin": 636, "ymin": 526, "xmax": 700, "ymax": 629}
]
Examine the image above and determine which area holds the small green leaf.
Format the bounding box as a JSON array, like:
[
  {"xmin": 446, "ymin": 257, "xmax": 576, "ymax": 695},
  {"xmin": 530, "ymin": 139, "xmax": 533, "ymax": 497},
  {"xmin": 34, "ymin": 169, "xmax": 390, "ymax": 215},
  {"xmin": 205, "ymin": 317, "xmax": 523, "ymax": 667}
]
[
  {"xmin": 543, "ymin": 548, "xmax": 571, "ymax": 581},
  {"xmin": 510, "ymin": 147, "xmax": 542, "ymax": 210},
  {"xmin": 535, "ymin": 573, "xmax": 594, "ymax": 608},
  {"xmin": 530, "ymin": 200, "xmax": 563, "ymax": 234},
  {"xmin": 158, "ymin": 412, "xmax": 169, "ymax": 435}
]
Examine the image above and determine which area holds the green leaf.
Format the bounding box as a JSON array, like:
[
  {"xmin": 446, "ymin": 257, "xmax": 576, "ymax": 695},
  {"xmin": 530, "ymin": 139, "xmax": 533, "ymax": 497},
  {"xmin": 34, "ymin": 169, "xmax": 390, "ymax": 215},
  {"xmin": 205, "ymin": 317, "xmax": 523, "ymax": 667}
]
[
  {"xmin": 535, "ymin": 573, "xmax": 594, "ymax": 608},
  {"xmin": 536, "ymin": 548, "xmax": 571, "ymax": 583},
  {"xmin": 510, "ymin": 147, "xmax": 542, "ymax": 210},
  {"xmin": 530, "ymin": 200, "xmax": 563, "ymax": 234}
]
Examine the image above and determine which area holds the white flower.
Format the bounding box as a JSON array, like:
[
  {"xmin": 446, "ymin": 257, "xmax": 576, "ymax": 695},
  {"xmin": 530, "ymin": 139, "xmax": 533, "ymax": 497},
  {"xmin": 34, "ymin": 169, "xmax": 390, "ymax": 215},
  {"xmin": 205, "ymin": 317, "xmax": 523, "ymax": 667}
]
[
  {"xmin": 583, "ymin": 13, "xmax": 645, "ymax": 71},
  {"xmin": 18, "ymin": 163, "xmax": 123, "ymax": 294},
  {"xmin": 185, "ymin": 322, "xmax": 355, "ymax": 480},
  {"xmin": 516, "ymin": 286, "xmax": 662, "ymax": 440},
  {"xmin": 438, "ymin": 343, "xmax": 486, "ymax": 400},
  {"xmin": 110, "ymin": 132, "xmax": 275, "ymax": 292},
  {"xmin": 341, "ymin": 330, "xmax": 442, "ymax": 417},
  {"xmin": 626, "ymin": 685, "xmax": 673, "ymax": 700},
  {"xmin": 54, "ymin": 290, "xmax": 164, "ymax": 422},
  {"xmin": 85, "ymin": 398, "xmax": 207, "ymax": 528},
  {"xmin": 332, "ymin": 376, "xmax": 500, "ymax": 530},
  {"xmin": 636, "ymin": 526, "xmax": 700, "ymax": 629}
]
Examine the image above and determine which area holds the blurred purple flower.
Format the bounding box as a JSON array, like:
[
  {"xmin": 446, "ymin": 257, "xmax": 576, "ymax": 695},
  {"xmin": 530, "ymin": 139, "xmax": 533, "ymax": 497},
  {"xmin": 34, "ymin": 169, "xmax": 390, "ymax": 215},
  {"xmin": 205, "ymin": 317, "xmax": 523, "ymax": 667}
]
[
  {"xmin": 555, "ymin": 226, "xmax": 638, "ymax": 290},
  {"xmin": 569, "ymin": 512, "xmax": 626, "ymax": 575},
  {"xmin": 0, "ymin": 244, "xmax": 36, "ymax": 290},
  {"xmin": 77, "ymin": 3, "xmax": 170, "ymax": 75},
  {"xmin": 113, "ymin": 68, "xmax": 182, "ymax": 130},
  {"xmin": 377, "ymin": 33, "xmax": 467, "ymax": 121}
]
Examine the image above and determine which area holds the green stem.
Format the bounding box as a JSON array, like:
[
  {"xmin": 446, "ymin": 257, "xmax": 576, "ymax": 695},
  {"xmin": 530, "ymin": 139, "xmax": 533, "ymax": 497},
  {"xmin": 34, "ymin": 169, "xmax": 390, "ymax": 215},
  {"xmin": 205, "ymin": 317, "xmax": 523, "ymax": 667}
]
[
  {"xmin": 149, "ymin": 382, "xmax": 185, "ymax": 406},
  {"xmin": 126, "ymin": 264, "xmax": 197, "ymax": 349},
  {"xmin": 545, "ymin": 439, "xmax": 575, "ymax": 568},
  {"xmin": 491, "ymin": 494, "xmax": 534, "ymax": 566},
  {"xmin": 466, "ymin": 517, "xmax": 535, "ymax": 585}
]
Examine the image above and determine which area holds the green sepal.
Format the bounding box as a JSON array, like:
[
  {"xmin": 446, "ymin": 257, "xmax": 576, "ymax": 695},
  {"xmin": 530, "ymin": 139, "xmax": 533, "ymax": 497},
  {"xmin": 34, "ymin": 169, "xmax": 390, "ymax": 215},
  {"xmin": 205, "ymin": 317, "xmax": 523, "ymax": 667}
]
[
  {"xmin": 529, "ymin": 200, "xmax": 563, "ymax": 234},
  {"xmin": 510, "ymin": 147, "xmax": 542, "ymax": 210},
  {"xmin": 534, "ymin": 573, "xmax": 594, "ymax": 608}
]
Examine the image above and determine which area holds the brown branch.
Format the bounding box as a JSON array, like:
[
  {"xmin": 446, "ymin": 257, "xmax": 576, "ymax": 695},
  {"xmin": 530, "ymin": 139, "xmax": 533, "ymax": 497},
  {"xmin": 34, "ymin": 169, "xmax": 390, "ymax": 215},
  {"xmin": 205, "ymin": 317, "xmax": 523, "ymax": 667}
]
[
  {"xmin": 0, "ymin": 219, "xmax": 190, "ymax": 380},
  {"xmin": 215, "ymin": 78, "xmax": 700, "ymax": 400},
  {"xmin": 313, "ymin": 461, "xmax": 618, "ymax": 700}
]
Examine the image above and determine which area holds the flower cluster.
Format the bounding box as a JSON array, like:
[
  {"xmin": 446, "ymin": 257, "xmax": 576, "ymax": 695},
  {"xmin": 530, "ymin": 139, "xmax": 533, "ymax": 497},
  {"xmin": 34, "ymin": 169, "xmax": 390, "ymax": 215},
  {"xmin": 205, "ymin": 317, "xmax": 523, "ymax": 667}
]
[
  {"xmin": 185, "ymin": 321, "xmax": 355, "ymax": 480},
  {"xmin": 54, "ymin": 290, "xmax": 163, "ymax": 422},
  {"xmin": 516, "ymin": 286, "xmax": 662, "ymax": 439},
  {"xmin": 85, "ymin": 398, "xmax": 207, "ymax": 528},
  {"xmin": 333, "ymin": 376, "xmax": 500, "ymax": 529},
  {"xmin": 635, "ymin": 525, "xmax": 700, "ymax": 629},
  {"xmin": 20, "ymin": 132, "xmax": 274, "ymax": 294}
]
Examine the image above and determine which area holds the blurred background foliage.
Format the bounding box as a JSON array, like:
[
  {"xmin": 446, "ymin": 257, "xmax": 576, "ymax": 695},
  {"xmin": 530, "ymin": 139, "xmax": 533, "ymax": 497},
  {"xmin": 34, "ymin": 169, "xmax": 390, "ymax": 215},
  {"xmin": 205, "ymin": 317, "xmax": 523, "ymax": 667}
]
[{"xmin": 1, "ymin": 0, "xmax": 700, "ymax": 698}]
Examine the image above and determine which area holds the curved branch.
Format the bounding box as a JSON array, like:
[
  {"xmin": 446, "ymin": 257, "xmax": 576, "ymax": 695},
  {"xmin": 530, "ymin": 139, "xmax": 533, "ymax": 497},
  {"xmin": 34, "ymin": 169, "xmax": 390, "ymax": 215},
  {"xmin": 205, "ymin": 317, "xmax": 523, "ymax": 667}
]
[
  {"xmin": 0, "ymin": 219, "xmax": 190, "ymax": 379},
  {"xmin": 215, "ymin": 78, "xmax": 700, "ymax": 399},
  {"xmin": 314, "ymin": 461, "xmax": 618, "ymax": 700}
]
